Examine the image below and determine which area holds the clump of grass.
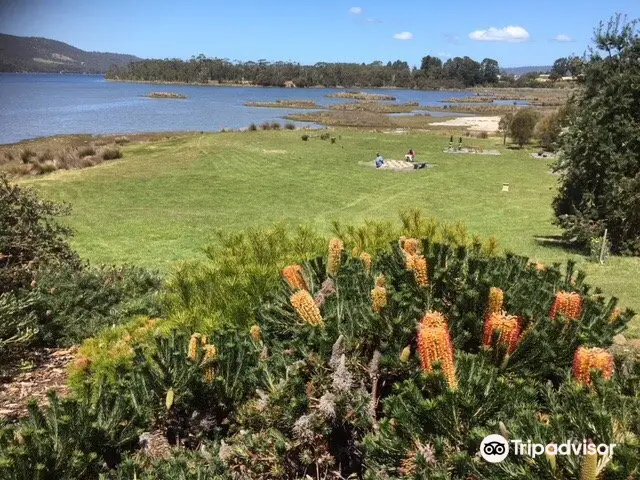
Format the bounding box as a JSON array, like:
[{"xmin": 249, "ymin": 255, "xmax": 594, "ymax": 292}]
[
  {"xmin": 114, "ymin": 136, "xmax": 130, "ymax": 145},
  {"xmin": 33, "ymin": 161, "xmax": 57, "ymax": 175},
  {"xmin": 145, "ymin": 92, "xmax": 187, "ymax": 99},
  {"xmin": 260, "ymin": 122, "xmax": 272, "ymax": 130},
  {"xmin": 20, "ymin": 148, "xmax": 36, "ymax": 164},
  {"xmin": 2, "ymin": 151, "xmax": 14, "ymax": 164},
  {"xmin": 285, "ymin": 122, "xmax": 296, "ymax": 130},
  {"xmin": 330, "ymin": 137, "xmax": 336, "ymax": 144},
  {"xmin": 320, "ymin": 132, "xmax": 330, "ymax": 140},
  {"xmin": 37, "ymin": 150, "xmax": 54, "ymax": 162},
  {"xmin": 100, "ymin": 147, "xmax": 122, "ymax": 160},
  {"xmin": 248, "ymin": 123, "xmax": 258, "ymax": 131},
  {"xmin": 478, "ymin": 131, "xmax": 489, "ymax": 139},
  {"xmin": 78, "ymin": 146, "xmax": 96, "ymax": 158},
  {"xmin": 271, "ymin": 122, "xmax": 281, "ymax": 130},
  {"xmin": 301, "ymin": 134, "xmax": 309, "ymax": 141}
]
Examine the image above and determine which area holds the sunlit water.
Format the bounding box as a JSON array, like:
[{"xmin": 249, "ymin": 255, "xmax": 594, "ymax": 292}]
[{"xmin": 0, "ymin": 74, "xmax": 479, "ymax": 144}]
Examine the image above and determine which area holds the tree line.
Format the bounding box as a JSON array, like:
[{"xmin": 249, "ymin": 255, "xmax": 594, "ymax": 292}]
[{"xmin": 107, "ymin": 54, "xmax": 538, "ymax": 88}]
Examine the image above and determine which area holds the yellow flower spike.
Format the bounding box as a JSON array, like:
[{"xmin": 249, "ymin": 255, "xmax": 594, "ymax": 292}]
[
  {"xmin": 327, "ymin": 238, "xmax": 344, "ymax": 277},
  {"xmin": 202, "ymin": 344, "xmax": 218, "ymax": 383},
  {"xmin": 282, "ymin": 264, "xmax": 308, "ymax": 291},
  {"xmin": 412, "ymin": 255, "xmax": 429, "ymax": 286},
  {"xmin": 187, "ymin": 334, "xmax": 200, "ymax": 361},
  {"xmin": 486, "ymin": 287, "xmax": 504, "ymax": 316},
  {"xmin": 400, "ymin": 346, "xmax": 411, "ymax": 363},
  {"xmin": 550, "ymin": 291, "xmax": 583, "ymax": 320},
  {"xmin": 291, "ymin": 290, "xmax": 324, "ymax": 326},
  {"xmin": 375, "ymin": 274, "xmax": 386, "ymax": 287},
  {"xmin": 579, "ymin": 442, "xmax": 598, "ymax": 480},
  {"xmin": 405, "ymin": 253, "xmax": 417, "ymax": 271},
  {"xmin": 417, "ymin": 322, "xmax": 457, "ymax": 389},
  {"xmin": 371, "ymin": 286, "xmax": 388, "ymax": 313},
  {"xmin": 359, "ymin": 251, "xmax": 372, "ymax": 274},
  {"xmin": 573, "ymin": 347, "xmax": 614, "ymax": 386},
  {"xmin": 609, "ymin": 307, "xmax": 624, "ymax": 323},
  {"xmin": 250, "ymin": 324, "xmax": 262, "ymax": 342}
]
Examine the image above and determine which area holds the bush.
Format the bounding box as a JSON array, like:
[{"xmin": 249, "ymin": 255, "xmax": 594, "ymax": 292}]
[
  {"xmin": 270, "ymin": 122, "xmax": 281, "ymax": 130},
  {"xmin": 19, "ymin": 148, "xmax": 36, "ymax": 164},
  {"xmin": 301, "ymin": 134, "xmax": 309, "ymax": 141},
  {"xmin": 320, "ymin": 132, "xmax": 330, "ymax": 140},
  {"xmin": 0, "ymin": 292, "xmax": 37, "ymax": 354},
  {"xmin": 100, "ymin": 147, "xmax": 123, "ymax": 160},
  {"xmin": 284, "ymin": 122, "xmax": 296, "ymax": 130},
  {"xmin": 554, "ymin": 15, "xmax": 640, "ymax": 255},
  {"xmin": 114, "ymin": 136, "xmax": 130, "ymax": 145},
  {"xmin": 260, "ymin": 122, "xmax": 271, "ymax": 130},
  {"xmin": 37, "ymin": 150, "xmax": 54, "ymax": 162},
  {"xmin": 248, "ymin": 123, "xmax": 257, "ymax": 131},
  {"xmin": 509, "ymin": 109, "xmax": 540, "ymax": 147},
  {"xmin": 478, "ymin": 130, "xmax": 489, "ymax": 139},
  {"xmin": 78, "ymin": 145, "xmax": 96, "ymax": 158}
]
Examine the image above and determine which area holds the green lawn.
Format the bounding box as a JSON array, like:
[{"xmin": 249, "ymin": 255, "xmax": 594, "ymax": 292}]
[{"xmin": 21, "ymin": 130, "xmax": 640, "ymax": 336}]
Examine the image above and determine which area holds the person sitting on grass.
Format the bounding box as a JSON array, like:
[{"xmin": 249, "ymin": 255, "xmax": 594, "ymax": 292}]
[
  {"xmin": 405, "ymin": 149, "xmax": 415, "ymax": 162},
  {"xmin": 375, "ymin": 153, "xmax": 385, "ymax": 168}
]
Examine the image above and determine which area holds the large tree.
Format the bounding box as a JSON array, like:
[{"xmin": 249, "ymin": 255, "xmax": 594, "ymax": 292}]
[{"xmin": 553, "ymin": 14, "xmax": 640, "ymax": 254}]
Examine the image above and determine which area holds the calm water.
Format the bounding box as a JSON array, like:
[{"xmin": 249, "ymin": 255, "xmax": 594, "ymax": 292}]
[{"xmin": 0, "ymin": 74, "xmax": 476, "ymax": 144}]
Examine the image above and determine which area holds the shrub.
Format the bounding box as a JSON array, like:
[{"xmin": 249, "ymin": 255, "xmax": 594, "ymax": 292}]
[
  {"xmin": 114, "ymin": 136, "xmax": 130, "ymax": 145},
  {"xmin": 270, "ymin": 122, "xmax": 281, "ymax": 130},
  {"xmin": 19, "ymin": 148, "xmax": 36, "ymax": 164},
  {"xmin": 554, "ymin": 15, "xmax": 640, "ymax": 255},
  {"xmin": 320, "ymin": 132, "xmax": 330, "ymax": 140},
  {"xmin": 260, "ymin": 122, "xmax": 271, "ymax": 130},
  {"xmin": 2, "ymin": 151, "xmax": 14, "ymax": 163},
  {"xmin": 78, "ymin": 145, "xmax": 96, "ymax": 158},
  {"xmin": 284, "ymin": 122, "xmax": 296, "ymax": 130},
  {"xmin": 37, "ymin": 149, "xmax": 54, "ymax": 162},
  {"xmin": 330, "ymin": 136, "xmax": 336, "ymax": 143},
  {"xmin": 100, "ymin": 147, "xmax": 123, "ymax": 160},
  {"xmin": 0, "ymin": 292, "xmax": 37, "ymax": 354},
  {"xmin": 478, "ymin": 130, "xmax": 489, "ymax": 139},
  {"xmin": 301, "ymin": 134, "xmax": 309, "ymax": 141},
  {"xmin": 509, "ymin": 108, "xmax": 540, "ymax": 147},
  {"xmin": 248, "ymin": 123, "xmax": 258, "ymax": 131}
]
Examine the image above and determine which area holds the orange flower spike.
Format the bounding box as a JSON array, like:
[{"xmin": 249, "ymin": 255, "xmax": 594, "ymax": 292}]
[
  {"xmin": 483, "ymin": 312, "xmax": 522, "ymax": 354},
  {"xmin": 573, "ymin": 347, "xmax": 614, "ymax": 386},
  {"xmin": 327, "ymin": 238, "xmax": 344, "ymax": 277},
  {"xmin": 412, "ymin": 255, "xmax": 429, "ymax": 286},
  {"xmin": 417, "ymin": 325, "xmax": 457, "ymax": 389},
  {"xmin": 282, "ymin": 264, "xmax": 308, "ymax": 291},
  {"xmin": 371, "ymin": 286, "xmax": 388, "ymax": 313},
  {"xmin": 403, "ymin": 238, "xmax": 420, "ymax": 256},
  {"xmin": 609, "ymin": 307, "xmax": 624, "ymax": 323},
  {"xmin": 291, "ymin": 290, "xmax": 324, "ymax": 326},
  {"xmin": 359, "ymin": 251, "xmax": 372, "ymax": 274},
  {"xmin": 551, "ymin": 291, "xmax": 583, "ymax": 320},
  {"xmin": 420, "ymin": 311, "xmax": 448, "ymax": 330}
]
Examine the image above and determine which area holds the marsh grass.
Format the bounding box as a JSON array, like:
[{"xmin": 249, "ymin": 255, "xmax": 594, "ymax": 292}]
[
  {"xmin": 326, "ymin": 91, "xmax": 396, "ymax": 101},
  {"xmin": 244, "ymin": 100, "xmax": 320, "ymax": 109},
  {"xmin": 77, "ymin": 146, "xmax": 96, "ymax": 158}
]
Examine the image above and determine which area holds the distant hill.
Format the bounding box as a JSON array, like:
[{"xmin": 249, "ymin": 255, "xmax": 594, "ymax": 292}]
[
  {"xmin": 0, "ymin": 33, "xmax": 142, "ymax": 73},
  {"xmin": 501, "ymin": 65, "xmax": 552, "ymax": 76}
]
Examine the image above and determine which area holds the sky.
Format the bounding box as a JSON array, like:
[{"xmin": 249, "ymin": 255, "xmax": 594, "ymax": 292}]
[{"xmin": 0, "ymin": 0, "xmax": 638, "ymax": 68}]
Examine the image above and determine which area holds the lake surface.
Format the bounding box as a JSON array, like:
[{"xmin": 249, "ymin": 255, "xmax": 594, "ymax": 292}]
[{"xmin": 0, "ymin": 74, "xmax": 477, "ymax": 144}]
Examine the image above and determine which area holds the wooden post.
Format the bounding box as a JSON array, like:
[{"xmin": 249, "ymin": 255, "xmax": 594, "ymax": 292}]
[{"xmin": 599, "ymin": 229, "xmax": 608, "ymax": 264}]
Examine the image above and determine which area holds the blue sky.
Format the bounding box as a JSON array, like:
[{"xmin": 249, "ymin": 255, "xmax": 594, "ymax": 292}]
[{"xmin": 0, "ymin": 0, "xmax": 638, "ymax": 67}]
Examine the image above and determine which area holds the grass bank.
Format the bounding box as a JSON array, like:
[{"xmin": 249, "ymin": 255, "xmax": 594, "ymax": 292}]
[{"xmin": 17, "ymin": 130, "xmax": 639, "ymax": 335}]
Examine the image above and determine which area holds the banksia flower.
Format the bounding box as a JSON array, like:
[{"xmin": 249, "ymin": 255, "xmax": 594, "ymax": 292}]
[
  {"xmin": 282, "ymin": 264, "xmax": 307, "ymax": 291},
  {"xmin": 573, "ymin": 347, "xmax": 614, "ymax": 386},
  {"xmin": 402, "ymin": 238, "xmax": 420, "ymax": 256},
  {"xmin": 417, "ymin": 323, "xmax": 457, "ymax": 389},
  {"xmin": 291, "ymin": 290, "xmax": 324, "ymax": 326},
  {"xmin": 399, "ymin": 441, "xmax": 436, "ymax": 476},
  {"xmin": 486, "ymin": 287, "xmax": 504, "ymax": 316},
  {"xmin": 483, "ymin": 312, "xmax": 522, "ymax": 354},
  {"xmin": 550, "ymin": 291, "xmax": 583, "ymax": 320},
  {"xmin": 375, "ymin": 274, "xmax": 386, "ymax": 287},
  {"xmin": 73, "ymin": 355, "xmax": 92, "ymax": 373},
  {"xmin": 359, "ymin": 251, "xmax": 372, "ymax": 273},
  {"xmin": 371, "ymin": 286, "xmax": 387, "ymax": 313},
  {"xmin": 400, "ymin": 346, "xmax": 411, "ymax": 363},
  {"xmin": 250, "ymin": 325, "xmax": 262, "ymax": 342},
  {"xmin": 412, "ymin": 255, "xmax": 429, "ymax": 286},
  {"xmin": 609, "ymin": 307, "xmax": 624, "ymax": 323},
  {"xmin": 203, "ymin": 344, "xmax": 217, "ymax": 383},
  {"xmin": 327, "ymin": 238, "xmax": 344, "ymax": 276},
  {"xmin": 420, "ymin": 310, "xmax": 448, "ymax": 330},
  {"xmin": 188, "ymin": 334, "xmax": 199, "ymax": 361},
  {"xmin": 579, "ymin": 442, "xmax": 598, "ymax": 480}
]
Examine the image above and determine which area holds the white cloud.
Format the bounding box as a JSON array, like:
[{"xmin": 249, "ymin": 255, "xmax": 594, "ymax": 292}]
[
  {"xmin": 348, "ymin": 6, "xmax": 362, "ymax": 14},
  {"xmin": 553, "ymin": 33, "xmax": 573, "ymax": 42},
  {"xmin": 393, "ymin": 31, "xmax": 414, "ymax": 41},
  {"xmin": 438, "ymin": 52, "xmax": 451, "ymax": 58},
  {"xmin": 469, "ymin": 26, "xmax": 530, "ymax": 42}
]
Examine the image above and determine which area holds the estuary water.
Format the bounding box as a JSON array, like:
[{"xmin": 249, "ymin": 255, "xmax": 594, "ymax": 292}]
[{"xmin": 0, "ymin": 73, "xmax": 475, "ymax": 144}]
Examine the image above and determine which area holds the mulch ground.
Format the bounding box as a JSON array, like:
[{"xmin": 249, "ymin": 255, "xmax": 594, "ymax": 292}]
[{"xmin": 0, "ymin": 346, "xmax": 77, "ymax": 421}]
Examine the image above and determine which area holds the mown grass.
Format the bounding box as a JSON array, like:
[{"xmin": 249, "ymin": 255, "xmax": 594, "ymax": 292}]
[{"xmin": 18, "ymin": 130, "xmax": 639, "ymax": 336}]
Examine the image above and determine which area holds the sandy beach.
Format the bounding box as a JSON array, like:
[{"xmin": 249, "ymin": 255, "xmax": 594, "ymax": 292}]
[{"xmin": 430, "ymin": 116, "xmax": 501, "ymax": 132}]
